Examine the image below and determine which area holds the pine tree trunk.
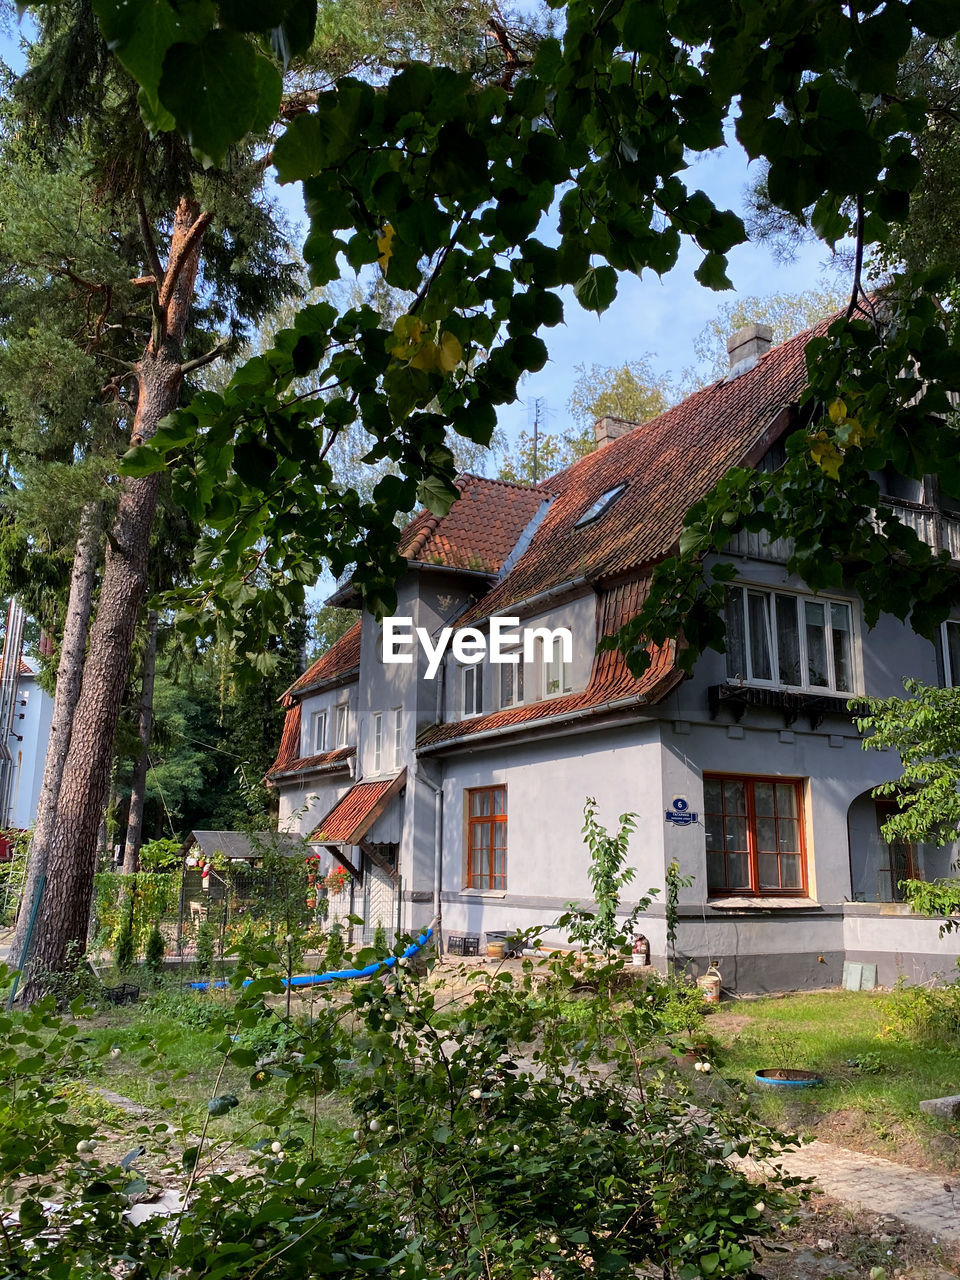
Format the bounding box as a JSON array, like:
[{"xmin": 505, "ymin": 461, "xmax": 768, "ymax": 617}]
[
  {"xmin": 10, "ymin": 501, "xmax": 102, "ymax": 965},
  {"xmin": 22, "ymin": 197, "xmax": 208, "ymax": 997},
  {"xmin": 122, "ymin": 609, "xmax": 158, "ymax": 875}
]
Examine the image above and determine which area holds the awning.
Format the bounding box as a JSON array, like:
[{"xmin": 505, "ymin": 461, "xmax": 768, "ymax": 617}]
[{"xmin": 310, "ymin": 769, "xmax": 406, "ymax": 845}]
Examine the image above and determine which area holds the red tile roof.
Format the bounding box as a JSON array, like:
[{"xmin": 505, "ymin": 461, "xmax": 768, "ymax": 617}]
[
  {"xmin": 267, "ymin": 743, "xmax": 355, "ymax": 781},
  {"xmin": 398, "ymin": 474, "xmax": 547, "ymax": 574},
  {"xmin": 285, "ymin": 620, "xmax": 362, "ymax": 700},
  {"xmin": 459, "ymin": 322, "xmax": 828, "ymax": 625},
  {"xmin": 417, "ymin": 576, "xmax": 682, "ymax": 750},
  {"xmin": 309, "ymin": 770, "xmax": 407, "ymax": 843}
]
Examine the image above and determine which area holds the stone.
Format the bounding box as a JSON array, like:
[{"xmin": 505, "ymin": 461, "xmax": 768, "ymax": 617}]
[
  {"xmin": 919, "ymin": 1094, "xmax": 960, "ymax": 1120},
  {"xmin": 815, "ymin": 1239, "xmax": 835, "ymax": 1252}
]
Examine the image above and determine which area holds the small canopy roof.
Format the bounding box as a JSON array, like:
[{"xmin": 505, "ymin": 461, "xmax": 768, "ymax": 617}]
[
  {"xmin": 310, "ymin": 770, "xmax": 406, "ymax": 846},
  {"xmin": 189, "ymin": 829, "xmax": 309, "ymax": 861}
]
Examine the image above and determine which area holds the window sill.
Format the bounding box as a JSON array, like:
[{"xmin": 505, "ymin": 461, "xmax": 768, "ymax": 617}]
[
  {"xmin": 707, "ymin": 896, "xmax": 820, "ymax": 911},
  {"xmin": 460, "ymin": 888, "xmax": 507, "ymax": 898}
]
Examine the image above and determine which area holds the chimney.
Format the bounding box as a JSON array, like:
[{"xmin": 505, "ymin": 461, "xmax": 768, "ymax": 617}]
[
  {"xmin": 594, "ymin": 416, "xmax": 635, "ymax": 449},
  {"xmin": 726, "ymin": 323, "xmax": 773, "ymax": 379}
]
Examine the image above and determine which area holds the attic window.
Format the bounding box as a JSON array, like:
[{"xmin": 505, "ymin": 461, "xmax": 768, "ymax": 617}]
[{"xmin": 573, "ymin": 483, "xmax": 627, "ymax": 528}]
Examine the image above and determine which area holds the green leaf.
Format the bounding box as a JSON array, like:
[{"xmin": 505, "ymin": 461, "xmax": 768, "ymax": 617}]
[
  {"xmin": 158, "ymin": 30, "xmax": 261, "ymax": 165},
  {"xmin": 207, "ymin": 1092, "xmax": 240, "ymax": 1116},
  {"xmin": 121, "ymin": 444, "xmax": 166, "ymax": 477},
  {"xmin": 573, "ymin": 265, "xmax": 618, "ymax": 313}
]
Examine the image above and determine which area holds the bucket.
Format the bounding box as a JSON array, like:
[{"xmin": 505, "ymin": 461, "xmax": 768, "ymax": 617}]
[
  {"xmin": 696, "ymin": 966, "xmax": 721, "ymax": 1004},
  {"xmin": 487, "ymin": 941, "xmax": 506, "ymax": 959}
]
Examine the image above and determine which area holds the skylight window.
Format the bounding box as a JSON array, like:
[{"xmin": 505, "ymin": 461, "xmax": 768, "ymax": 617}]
[{"xmin": 573, "ymin": 483, "xmax": 627, "ymax": 528}]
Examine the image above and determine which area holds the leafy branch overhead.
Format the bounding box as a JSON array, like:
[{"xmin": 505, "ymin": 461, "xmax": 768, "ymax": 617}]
[{"xmin": 98, "ymin": 0, "xmax": 960, "ymax": 659}]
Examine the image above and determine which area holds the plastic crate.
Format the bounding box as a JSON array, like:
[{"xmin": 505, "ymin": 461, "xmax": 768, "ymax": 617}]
[
  {"xmin": 447, "ymin": 934, "xmax": 480, "ymax": 957},
  {"xmin": 103, "ymin": 982, "xmax": 140, "ymax": 1005}
]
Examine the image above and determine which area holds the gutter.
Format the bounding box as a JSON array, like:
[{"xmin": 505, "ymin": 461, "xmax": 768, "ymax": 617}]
[
  {"xmin": 415, "ymin": 682, "xmax": 677, "ymax": 757},
  {"xmin": 462, "ymin": 574, "xmax": 592, "ymax": 630},
  {"xmin": 416, "ymin": 766, "xmax": 444, "ymax": 938}
]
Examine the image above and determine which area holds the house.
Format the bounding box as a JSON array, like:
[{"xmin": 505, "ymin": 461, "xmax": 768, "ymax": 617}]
[{"xmin": 267, "ymin": 320, "xmax": 960, "ymax": 990}]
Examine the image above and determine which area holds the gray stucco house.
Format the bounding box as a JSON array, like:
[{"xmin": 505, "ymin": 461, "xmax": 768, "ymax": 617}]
[{"xmin": 268, "ymin": 320, "xmax": 960, "ymax": 991}]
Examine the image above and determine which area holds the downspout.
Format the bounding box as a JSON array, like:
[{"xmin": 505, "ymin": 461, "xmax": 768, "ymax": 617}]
[{"xmin": 417, "ymin": 767, "xmax": 443, "ymax": 949}]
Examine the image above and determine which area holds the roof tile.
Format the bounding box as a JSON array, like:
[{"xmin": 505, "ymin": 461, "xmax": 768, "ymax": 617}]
[
  {"xmin": 398, "ymin": 474, "xmax": 547, "ymax": 574},
  {"xmin": 417, "ymin": 576, "xmax": 682, "ymax": 750},
  {"xmin": 461, "ymin": 322, "xmax": 827, "ymax": 624},
  {"xmin": 286, "ymin": 620, "xmax": 362, "ymax": 699},
  {"xmin": 310, "ymin": 771, "xmax": 406, "ymax": 843}
]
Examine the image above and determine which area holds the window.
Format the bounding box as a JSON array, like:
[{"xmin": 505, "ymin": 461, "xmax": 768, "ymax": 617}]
[
  {"xmin": 942, "ymin": 621, "xmax": 960, "ymax": 687},
  {"xmin": 462, "ymin": 663, "xmax": 483, "ymax": 717},
  {"xmin": 392, "ymin": 707, "xmax": 402, "ymax": 768},
  {"xmin": 724, "ymin": 586, "xmax": 855, "ymax": 694},
  {"xmin": 310, "ymin": 710, "xmax": 327, "ymax": 754},
  {"xmin": 499, "ymin": 657, "xmax": 524, "ymax": 708},
  {"xmin": 574, "ymin": 483, "xmax": 627, "ymax": 528},
  {"xmin": 335, "ymin": 703, "xmax": 349, "ymax": 746},
  {"xmin": 372, "ymin": 712, "xmax": 382, "ymax": 772},
  {"xmin": 543, "ymin": 640, "xmax": 572, "ymax": 697},
  {"xmin": 466, "ymin": 785, "xmax": 507, "ymax": 889},
  {"xmin": 704, "ymin": 775, "xmax": 806, "ymax": 896}
]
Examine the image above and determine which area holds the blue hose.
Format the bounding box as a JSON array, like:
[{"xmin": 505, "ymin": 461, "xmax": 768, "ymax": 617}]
[{"xmin": 188, "ymin": 926, "xmax": 434, "ymax": 992}]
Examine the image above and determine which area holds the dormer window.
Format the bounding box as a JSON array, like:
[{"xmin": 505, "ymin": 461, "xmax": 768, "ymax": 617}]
[{"xmin": 573, "ymin": 483, "xmax": 627, "ymax": 529}]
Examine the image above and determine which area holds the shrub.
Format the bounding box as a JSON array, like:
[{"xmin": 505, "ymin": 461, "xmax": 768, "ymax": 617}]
[
  {"xmin": 144, "ymin": 922, "xmax": 166, "ymax": 975},
  {"xmin": 883, "ymin": 976, "xmax": 960, "ymax": 1050},
  {"xmin": 112, "ymin": 891, "xmax": 136, "ymax": 972},
  {"xmin": 195, "ymin": 919, "xmax": 217, "ymax": 974},
  {"xmin": 325, "ymin": 921, "xmax": 345, "ymax": 971},
  {"xmin": 653, "ymin": 975, "xmax": 708, "ymax": 1036},
  {"xmin": 372, "ymin": 919, "xmax": 388, "ymax": 955}
]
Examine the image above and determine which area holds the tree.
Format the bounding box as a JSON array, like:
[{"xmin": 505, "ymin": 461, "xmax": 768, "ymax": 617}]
[
  {"xmin": 308, "ymin": 603, "xmax": 356, "ymax": 661},
  {"xmin": 689, "ymin": 288, "xmax": 848, "ymax": 381},
  {"xmin": 568, "ymin": 357, "xmax": 676, "ymax": 430},
  {"xmin": 856, "ymin": 679, "xmax": 960, "ymax": 932},
  {"xmin": 498, "ymin": 429, "xmax": 577, "ymax": 485}
]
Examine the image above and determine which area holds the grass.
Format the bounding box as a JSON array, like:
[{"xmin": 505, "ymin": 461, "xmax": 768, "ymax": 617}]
[
  {"xmin": 708, "ymin": 989, "xmax": 960, "ymax": 1170},
  {"xmin": 62, "ymin": 987, "xmax": 351, "ymax": 1151}
]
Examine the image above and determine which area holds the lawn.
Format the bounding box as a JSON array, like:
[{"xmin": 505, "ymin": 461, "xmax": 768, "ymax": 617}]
[
  {"xmin": 58, "ymin": 984, "xmax": 351, "ymax": 1154},
  {"xmin": 708, "ymin": 989, "xmax": 960, "ymax": 1171}
]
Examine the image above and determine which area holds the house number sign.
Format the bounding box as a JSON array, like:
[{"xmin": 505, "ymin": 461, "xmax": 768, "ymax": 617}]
[{"xmin": 664, "ymin": 796, "xmax": 698, "ymax": 826}]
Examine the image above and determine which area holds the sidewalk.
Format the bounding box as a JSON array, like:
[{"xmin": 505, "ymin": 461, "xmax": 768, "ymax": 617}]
[{"xmin": 736, "ymin": 1138, "xmax": 960, "ymax": 1247}]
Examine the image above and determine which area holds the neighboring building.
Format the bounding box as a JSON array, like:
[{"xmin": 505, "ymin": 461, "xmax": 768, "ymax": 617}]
[
  {"xmin": 268, "ymin": 320, "xmax": 960, "ymax": 989},
  {"xmin": 1, "ymin": 657, "xmax": 54, "ymax": 837}
]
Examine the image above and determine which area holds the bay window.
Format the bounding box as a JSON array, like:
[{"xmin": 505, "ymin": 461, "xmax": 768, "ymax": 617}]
[
  {"xmin": 704, "ymin": 775, "xmax": 806, "ymax": 896},
  {"xmin": 725, "ymin": 586, "xmax": 855, "ymax": 694}
]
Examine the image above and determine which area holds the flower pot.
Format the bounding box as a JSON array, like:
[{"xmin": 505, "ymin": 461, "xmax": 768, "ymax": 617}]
[
  {"xmin": 755, "ymin": 1069, "xmax": 823, "ymax": 1089},
  {"xmin": 306, "ymin": 898, "xmax": 316, "ymax": 909},
  {"xmin": 307, "ymin": 874, "xmax": 315, "ymax": 885}
]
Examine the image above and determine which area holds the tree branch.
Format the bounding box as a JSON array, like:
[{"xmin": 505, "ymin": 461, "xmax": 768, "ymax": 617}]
[
  {"xmin": 180, "ymin": 340, "xmax": 230, "ymax": 376},
  {"xmin": 158, "ymin": 210, "xmax": 213, "ymax": 317},
  {"xmin": 136, "ymin": 188, "xmax": 164, "ymax": 284}
]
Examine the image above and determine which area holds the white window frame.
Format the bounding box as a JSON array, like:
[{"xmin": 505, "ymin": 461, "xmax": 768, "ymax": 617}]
[
  {"xmin": 335, "ymin": 702, "xmax": 349, "ymax": 746},
  {"xmin": 372, "ymin": 712, "xmax": 383, "ymax": 773},
  {"xmin": 542, "ymin": 639, "xmax": 572, "ymax": 698},
  {"xmin": 310, "ymin": 710, "xmax": 327, "ymax": 754},
  {"xmin": 392, "ymin": 706, "xmax": 402, "ymax": 768},
  {"xmin": 499, "ymin": 656, "xmax": 524, "ymax": 709},
  {"xmin": 462, "ymin": 664, "xmax": 483, "ymax": 718},
  {"xmin": 942, "ymin": 620, "xmax": 960, "ymax": 687},
  {"xmin": 724, "ymin": 584, "xmax": 858, "ymax": 696}
]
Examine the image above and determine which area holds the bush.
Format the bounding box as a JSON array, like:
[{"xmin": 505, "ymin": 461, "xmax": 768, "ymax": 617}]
[
  {"xmin": 113, "ymin": 891, "xmax": 136, "ymax": 972},
  {"xmin": 195, "ymin": 919, "xmax": 217, "ymax": 974},
  {"xmin": 884, "ymin": 976, "xmax": 960, "ymax": 1050},
  {"xmin": 325, "ymin": 921, "xmax": 345, "ymax": 971},
  {"xmin": 144, "ymin": 922, "xmax": 166, "ymax": 975},
  {"xmin": 653, "ymin": 975, "xmax": 708, "ymax": 1036},
  {"xmin": 372, "ymin": 920, "xmax": 387, "ymax": 955}
]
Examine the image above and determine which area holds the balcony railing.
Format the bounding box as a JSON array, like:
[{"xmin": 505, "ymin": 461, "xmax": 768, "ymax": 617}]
[{"xmin": 728, "ymin": 499, "xmax": 960, "ymax": 565}]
